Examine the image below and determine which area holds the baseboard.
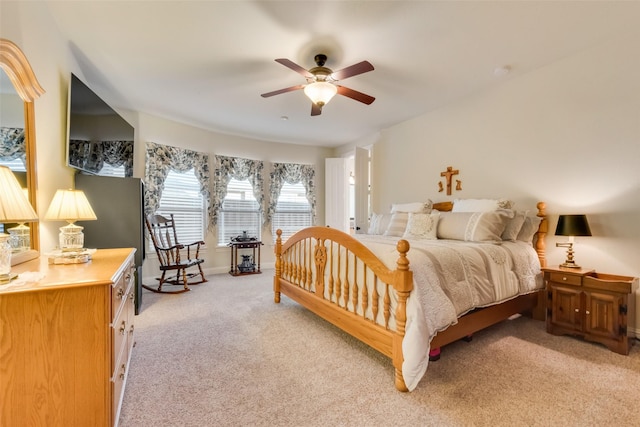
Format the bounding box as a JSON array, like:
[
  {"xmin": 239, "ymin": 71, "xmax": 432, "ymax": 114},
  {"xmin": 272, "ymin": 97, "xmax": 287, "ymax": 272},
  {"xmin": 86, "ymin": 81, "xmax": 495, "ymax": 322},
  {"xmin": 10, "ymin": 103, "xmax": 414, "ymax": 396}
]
[{"xmin": 143, "ymin": 262, "xmax": 275, "ymax": 285}]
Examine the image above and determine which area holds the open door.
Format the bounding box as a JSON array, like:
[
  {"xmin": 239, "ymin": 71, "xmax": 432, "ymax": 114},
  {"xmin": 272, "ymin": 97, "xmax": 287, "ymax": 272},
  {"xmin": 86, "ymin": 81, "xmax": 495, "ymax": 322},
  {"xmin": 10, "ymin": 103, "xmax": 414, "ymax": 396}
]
[{"xmin": 325, "ymin": 158, "xmax": 350, "ymax": 232}]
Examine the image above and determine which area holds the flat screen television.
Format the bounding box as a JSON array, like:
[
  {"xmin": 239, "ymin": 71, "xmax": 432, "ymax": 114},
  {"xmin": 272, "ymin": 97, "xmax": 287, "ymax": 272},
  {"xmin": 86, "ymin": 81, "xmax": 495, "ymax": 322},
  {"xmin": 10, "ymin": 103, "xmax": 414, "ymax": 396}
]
[{"xmin": 66, "ymin": 73, "xmax": 135, "ymax": 177}]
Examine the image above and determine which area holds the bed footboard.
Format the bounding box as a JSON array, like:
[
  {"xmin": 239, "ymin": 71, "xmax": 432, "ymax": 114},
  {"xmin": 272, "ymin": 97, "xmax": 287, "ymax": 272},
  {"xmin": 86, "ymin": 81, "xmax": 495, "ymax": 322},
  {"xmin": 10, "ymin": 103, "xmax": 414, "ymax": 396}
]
[{"xmin": 274, "ymin": 227, "xmax": 413, "ymax": 391}]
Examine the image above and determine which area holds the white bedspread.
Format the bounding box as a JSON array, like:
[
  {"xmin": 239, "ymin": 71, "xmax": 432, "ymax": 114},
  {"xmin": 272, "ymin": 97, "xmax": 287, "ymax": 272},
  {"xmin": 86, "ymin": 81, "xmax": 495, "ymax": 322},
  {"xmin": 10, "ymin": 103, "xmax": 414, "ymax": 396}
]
[{"xmin": 354, "ymin": 235, "xmax": 543, "ymax": 391}]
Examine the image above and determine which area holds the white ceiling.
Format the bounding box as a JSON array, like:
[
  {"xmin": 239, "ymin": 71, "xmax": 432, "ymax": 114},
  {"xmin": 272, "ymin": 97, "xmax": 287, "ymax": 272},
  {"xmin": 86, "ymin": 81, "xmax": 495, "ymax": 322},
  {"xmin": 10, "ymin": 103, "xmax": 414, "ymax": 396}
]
[{"xmin": 43, "ymin": 1, "xmax": 640, "ymax": 147}]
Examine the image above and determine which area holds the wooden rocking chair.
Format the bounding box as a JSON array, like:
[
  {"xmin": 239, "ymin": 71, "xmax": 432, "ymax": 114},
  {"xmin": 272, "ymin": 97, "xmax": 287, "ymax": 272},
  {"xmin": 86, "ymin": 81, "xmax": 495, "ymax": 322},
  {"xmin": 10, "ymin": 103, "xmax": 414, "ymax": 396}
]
[{"xmin": 143, "ymin": 214, "xmax": 207, "ymax": 293}]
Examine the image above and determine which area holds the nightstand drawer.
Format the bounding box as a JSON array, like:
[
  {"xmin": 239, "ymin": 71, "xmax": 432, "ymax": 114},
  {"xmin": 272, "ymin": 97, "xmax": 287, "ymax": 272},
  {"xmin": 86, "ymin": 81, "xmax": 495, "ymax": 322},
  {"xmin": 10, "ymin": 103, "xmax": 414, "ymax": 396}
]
[{"xmin": 548, "ymin": 272, "xmax": 582, "ymax": 286}]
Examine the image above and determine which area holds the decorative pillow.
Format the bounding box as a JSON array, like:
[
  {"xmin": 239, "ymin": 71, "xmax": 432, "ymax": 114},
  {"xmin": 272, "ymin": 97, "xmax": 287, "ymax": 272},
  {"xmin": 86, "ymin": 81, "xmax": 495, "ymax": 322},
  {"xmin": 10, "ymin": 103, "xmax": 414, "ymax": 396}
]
[
  {"xmin": 390, "ymin": 200, "xmax": 433, "ymax": 214},
  {"xmin": 517, "ymin": 216, "xmax": 543, "ymax": 245},
  {"xmin": 383, "ymin": 212, "xmax": 409, "ymax": 237},
  {"xmin": 402, "ymin": 212, "xmax": 440, "ymax": 240},
  {"xmin": 437, "ymin": 211, "xmax": 511, "ymax": 243},
  {"xmin": 452, "ymin": 198, "xmax": 514, "ymax": 212},
  {"xmin": 502, "ymin": 210, "xmax": 528, "ymax": 241},
  {"xmin": 368, "ymin": 213, "xmax": 392, "ymax": 235}
]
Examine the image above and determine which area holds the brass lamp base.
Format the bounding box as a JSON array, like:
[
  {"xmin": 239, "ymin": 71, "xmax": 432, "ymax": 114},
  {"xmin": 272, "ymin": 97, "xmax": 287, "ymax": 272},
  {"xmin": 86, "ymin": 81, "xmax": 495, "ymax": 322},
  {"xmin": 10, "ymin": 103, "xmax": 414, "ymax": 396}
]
[
  {"xmin": 556, "ymin": 242, "xmax": 581, "ymax": 269},
  {"xmin": 559, "ymin": 260, "xmax": 581, "ymax": 269}
]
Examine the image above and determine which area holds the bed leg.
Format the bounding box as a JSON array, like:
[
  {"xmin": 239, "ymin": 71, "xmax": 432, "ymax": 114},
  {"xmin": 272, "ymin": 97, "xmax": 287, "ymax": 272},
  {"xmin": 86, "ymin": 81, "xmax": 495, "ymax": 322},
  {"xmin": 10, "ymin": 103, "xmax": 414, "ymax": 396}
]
[
  {"xmin": 394, "ymin": 369, "xmax": 409, "ymax": 392},
  {"xmin": 274, "ymin": 229, "xmax": 282, "ymax": 303},
  {"xmin": 429, "ymin": 348, "xmax": 441, "ymax": 361}
]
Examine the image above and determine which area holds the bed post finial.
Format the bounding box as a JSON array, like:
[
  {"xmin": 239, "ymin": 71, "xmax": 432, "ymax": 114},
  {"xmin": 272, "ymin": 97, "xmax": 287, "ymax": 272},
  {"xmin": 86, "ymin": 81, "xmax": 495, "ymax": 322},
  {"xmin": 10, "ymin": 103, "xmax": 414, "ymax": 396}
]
[
  {"xmin": 535, "ymin": 202, "xmax": 547, "ymax": 268},
  {"xmin": 274, "ymin": 229, "xmax": 283, "ymax": 303}
]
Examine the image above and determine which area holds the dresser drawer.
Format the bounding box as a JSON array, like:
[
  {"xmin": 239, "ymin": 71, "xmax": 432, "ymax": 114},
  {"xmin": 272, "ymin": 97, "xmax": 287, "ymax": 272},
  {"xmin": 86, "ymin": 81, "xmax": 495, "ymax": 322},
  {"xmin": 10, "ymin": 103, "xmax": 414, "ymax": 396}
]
[
  {"xmin": 548, "ymin": 272, "xmax": 582, "ymax": 286},
  {"xmin": 111, "ymin": 262, "xmax": 135, "ymax": 319},
  {"xmin": 112, "ymin": 309, "xmax": 128, "ymax": 370}
]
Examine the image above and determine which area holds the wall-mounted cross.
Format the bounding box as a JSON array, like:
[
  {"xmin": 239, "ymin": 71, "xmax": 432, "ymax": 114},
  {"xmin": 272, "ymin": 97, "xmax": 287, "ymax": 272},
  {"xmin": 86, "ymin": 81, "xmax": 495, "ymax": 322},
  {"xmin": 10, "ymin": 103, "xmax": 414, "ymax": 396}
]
[{"xmin": 440, "ymin": 166, "xmax": 459, "ymax": 196}]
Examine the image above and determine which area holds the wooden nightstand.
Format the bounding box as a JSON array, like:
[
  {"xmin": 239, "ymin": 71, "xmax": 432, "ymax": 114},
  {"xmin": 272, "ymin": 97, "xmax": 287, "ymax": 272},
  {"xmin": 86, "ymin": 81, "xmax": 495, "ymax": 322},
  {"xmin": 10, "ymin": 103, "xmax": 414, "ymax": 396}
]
[{"xmin": 543, "ymin": 267, "xmax": 638, "ymax": 355}]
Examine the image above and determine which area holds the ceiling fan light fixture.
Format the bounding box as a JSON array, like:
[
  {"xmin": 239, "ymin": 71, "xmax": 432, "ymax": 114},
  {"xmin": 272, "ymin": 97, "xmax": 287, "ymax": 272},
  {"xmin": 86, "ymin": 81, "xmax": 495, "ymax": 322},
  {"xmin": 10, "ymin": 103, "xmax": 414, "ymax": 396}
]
[{"xmin": 304, "ymin": 81, "xmax": 337, "ymax": 107}]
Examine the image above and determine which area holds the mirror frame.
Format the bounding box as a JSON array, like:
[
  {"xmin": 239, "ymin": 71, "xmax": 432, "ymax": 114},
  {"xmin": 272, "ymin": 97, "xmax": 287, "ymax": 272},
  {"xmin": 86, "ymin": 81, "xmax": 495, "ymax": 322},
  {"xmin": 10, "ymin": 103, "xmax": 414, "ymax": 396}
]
[{"xmin": 0, "ymin": 38, "xmax": 45, "ymax": 251}]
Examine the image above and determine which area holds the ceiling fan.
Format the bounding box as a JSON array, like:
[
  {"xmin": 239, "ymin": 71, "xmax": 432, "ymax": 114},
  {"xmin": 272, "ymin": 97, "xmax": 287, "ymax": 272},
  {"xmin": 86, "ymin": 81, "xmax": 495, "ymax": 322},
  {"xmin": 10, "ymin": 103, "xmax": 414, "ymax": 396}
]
[{"xmin": 261, "ymin": 54, "xmax": 375, "ymax": 116}]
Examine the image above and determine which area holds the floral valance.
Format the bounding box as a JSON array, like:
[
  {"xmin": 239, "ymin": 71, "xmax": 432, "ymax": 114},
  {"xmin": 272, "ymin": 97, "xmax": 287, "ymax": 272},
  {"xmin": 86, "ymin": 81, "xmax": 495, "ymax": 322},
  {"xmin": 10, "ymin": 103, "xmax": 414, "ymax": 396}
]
[
  {"xmin": 211, "ymin": 155, "xmax": 265, "ymax": 226},
  {"xmin": 268, "ymin": 162, "xmax": 316, "ymax": 224},
  {"xmin": 145, "ymin": 141, "xmax": 213, "ymax": 230},
  {"xmin": 68, "ymin": 139, "xmax": 133, "ymax": 176},
  {"xmin": 0, "ymin": 127, "xmax": 26, "ymax": 166}
]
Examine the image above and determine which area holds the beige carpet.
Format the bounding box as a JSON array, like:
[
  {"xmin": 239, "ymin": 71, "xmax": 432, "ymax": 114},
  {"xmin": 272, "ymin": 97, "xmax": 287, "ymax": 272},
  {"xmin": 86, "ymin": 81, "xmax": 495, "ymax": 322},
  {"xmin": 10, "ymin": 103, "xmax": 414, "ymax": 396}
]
[{"xmin": 119, "ymin": 271, "xmax": 640, "ymax": 427}]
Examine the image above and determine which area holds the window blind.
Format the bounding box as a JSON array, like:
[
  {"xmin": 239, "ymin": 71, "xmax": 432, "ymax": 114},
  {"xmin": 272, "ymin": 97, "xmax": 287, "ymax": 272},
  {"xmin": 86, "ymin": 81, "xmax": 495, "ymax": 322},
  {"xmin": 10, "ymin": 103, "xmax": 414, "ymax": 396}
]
[
  {"xmin": 218, "ymin": 178, "xmax": 261, "ymax": 244},
  {"xmin": 156, "ymin": 169, "xmax": 206, "ymax": 245},
  {"xmin": 272, "ymin": 181, "xmax": 312, "ymax": 242}
]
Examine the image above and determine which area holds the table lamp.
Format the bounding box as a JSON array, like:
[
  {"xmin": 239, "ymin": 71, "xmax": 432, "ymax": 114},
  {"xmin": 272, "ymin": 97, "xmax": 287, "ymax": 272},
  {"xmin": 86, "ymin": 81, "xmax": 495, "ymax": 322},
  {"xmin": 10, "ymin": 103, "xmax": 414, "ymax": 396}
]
[
  {"xmin": 7, "ymin": 188, "xmax": 32, "ymax": 252},
  {"xmin": 0, "ymin": 165, "xmax": 39, "ymax": 281},
  {"xmin": 555, "ymin": 214, "xmax": 591, "ymax": 269},
  {"xmin": 44, "ymin": 189, "xmax": 97, "ymax": 250}
]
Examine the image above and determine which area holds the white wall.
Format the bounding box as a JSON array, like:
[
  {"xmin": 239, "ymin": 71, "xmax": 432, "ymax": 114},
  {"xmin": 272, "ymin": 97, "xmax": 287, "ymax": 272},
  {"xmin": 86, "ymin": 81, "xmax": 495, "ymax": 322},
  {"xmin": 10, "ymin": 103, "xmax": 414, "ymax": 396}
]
[
  {"xmin": 365, "ymin": 30, "xmax": 640, "ymax": 330},
  {"xmin": 1, "ymin": 1, "xmax": 79, "ymax": 252}
]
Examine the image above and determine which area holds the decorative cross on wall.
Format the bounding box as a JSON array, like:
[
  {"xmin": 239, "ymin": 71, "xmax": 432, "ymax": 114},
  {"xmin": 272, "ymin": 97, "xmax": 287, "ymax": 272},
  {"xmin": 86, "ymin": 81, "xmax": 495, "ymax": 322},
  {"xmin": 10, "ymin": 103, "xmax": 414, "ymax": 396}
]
[{"xmin": 438, "ymin": 166, "xmax": 462, "ymax": 195}]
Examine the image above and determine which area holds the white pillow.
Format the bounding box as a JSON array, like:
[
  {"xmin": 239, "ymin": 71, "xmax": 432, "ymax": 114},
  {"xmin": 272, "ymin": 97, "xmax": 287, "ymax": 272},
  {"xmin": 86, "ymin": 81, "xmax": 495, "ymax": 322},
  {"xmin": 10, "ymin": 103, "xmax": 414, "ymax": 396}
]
[
  {"xmin": 390, "ymin": 200, "xmax": 433, "ymax": 214},
  {"xmin": 402, "ymin": 212, "xmax": 440, "ymax": 240},
  {"xmin": 502, "ymin": 210, "xmax": 528, "ymax": 241},
  {"xmin": 368, "ymin": 213, "xmax": 392, "ymax": 235},
  {"xmin": 383, "ymin": 212, "xmax": 409, "ymax": 237},
  {"xmin": 437, "ymin": 211, "xmax": 511, "ymax": 243},
  {"xmin": 452, "ymin": 198, "xmax": 514, "ymax": 212},
  {"xmin": 517, "ymin": 216, "xmax": 543, "ymax": 245}
]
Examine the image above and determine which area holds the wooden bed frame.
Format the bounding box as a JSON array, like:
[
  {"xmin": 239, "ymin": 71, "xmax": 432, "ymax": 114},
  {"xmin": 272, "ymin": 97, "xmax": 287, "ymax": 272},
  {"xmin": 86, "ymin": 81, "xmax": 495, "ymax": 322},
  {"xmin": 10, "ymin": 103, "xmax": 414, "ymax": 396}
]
[{"xmin": 273, "ymin": 202, "xmax": 548, "ymax": 391}]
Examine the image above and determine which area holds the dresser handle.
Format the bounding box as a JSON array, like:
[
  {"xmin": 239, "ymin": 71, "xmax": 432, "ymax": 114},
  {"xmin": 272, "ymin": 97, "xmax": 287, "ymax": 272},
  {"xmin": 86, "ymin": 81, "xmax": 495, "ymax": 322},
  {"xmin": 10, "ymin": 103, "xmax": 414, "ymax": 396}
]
[
  {"xmin": 129, "ymin": 292, "xmax": 135, "ymax": 301},
  {"xmin": 117, "ymin": 287, "xmax": 125, "ymax": 299},
  {"xmin": 119, "ymin": 321, "xmax": 127, "ymax": 335},
  {"xmin": 119, "ymin": 364, "xmax": 126, "ymax": 380},
  {"xmin": 129, "ymin": 324, "xmax": 135, "ymax": 335}
]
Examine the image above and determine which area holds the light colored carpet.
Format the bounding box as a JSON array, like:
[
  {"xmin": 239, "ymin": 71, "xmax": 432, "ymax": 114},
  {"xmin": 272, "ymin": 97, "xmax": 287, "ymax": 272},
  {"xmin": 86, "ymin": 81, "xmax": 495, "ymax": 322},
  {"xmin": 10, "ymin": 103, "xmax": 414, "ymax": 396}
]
[{"xmin": 119, "ymin": 271, "xmax": 640, "ymax": 427}]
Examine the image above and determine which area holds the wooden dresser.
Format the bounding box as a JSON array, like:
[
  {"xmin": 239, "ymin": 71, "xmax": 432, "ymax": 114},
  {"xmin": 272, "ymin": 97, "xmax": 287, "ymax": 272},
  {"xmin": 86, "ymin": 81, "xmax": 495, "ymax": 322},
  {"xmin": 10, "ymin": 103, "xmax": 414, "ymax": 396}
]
[{"xmin": 0, "ymin": 248, "xmax": 136, "ymax": 427}]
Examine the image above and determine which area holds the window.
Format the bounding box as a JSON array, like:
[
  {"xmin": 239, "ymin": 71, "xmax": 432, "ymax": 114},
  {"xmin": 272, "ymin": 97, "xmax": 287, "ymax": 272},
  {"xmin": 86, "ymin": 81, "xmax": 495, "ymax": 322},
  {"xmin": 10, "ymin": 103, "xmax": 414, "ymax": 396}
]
[
  {"xmin": 217, "ymin": 178, "xmax": 261, "ymax": 245},
  {"xmin": 155, "ymin": 169, "xmax": 206, "ymax": 245},
  {"xmin": 97, "ymin": 162, "xmax": 125, "ymax": 177},
  {"xmin": 271, "ymin": 181, "xmax": 312, "ymax": 243},
  {"xmin": 0, "ymin": 158, "xmax": 26, "ymax": 172}
]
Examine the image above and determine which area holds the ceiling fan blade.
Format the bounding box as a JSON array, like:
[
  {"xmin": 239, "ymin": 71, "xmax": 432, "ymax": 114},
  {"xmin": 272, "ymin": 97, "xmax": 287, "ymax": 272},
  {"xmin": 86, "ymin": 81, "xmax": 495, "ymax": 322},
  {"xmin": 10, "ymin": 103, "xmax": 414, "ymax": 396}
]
[
  {"xmin": 261, "ymin": 84, "xmax": 305, "ymax": 98},
  {"xmin": 275, "ymin": 58, "xmax": 314, "ymax": 79},
  {"xmin": 330, "ymin": 61, "xmax": 374, "ymax": 81},
  {"xmin": 336, "ymin": 85, "xmax": 375, "ymax": 105},
  {"xmin": 310, "ymin": 103, "xmax": 322, "ymax": 116}
]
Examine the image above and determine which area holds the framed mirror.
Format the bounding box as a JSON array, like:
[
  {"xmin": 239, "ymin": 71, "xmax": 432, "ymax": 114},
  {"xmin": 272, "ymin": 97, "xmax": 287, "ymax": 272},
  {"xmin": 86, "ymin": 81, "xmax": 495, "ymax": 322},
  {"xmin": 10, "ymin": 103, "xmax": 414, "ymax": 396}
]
[{"xmin": 0, "ymin": 38, "xmax": 45, "ymax": 262}]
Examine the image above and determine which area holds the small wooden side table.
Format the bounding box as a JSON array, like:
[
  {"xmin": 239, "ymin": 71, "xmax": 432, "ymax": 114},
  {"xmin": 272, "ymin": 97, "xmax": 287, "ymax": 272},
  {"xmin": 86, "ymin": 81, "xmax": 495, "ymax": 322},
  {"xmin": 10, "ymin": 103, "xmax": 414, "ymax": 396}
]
[
  {"xmin": 543, "ymin": 266, "xmax": 637, "ymax": 355},
  {"xmin": 228, "ymin": 240, "xmax": 263, "ymax": 276}
]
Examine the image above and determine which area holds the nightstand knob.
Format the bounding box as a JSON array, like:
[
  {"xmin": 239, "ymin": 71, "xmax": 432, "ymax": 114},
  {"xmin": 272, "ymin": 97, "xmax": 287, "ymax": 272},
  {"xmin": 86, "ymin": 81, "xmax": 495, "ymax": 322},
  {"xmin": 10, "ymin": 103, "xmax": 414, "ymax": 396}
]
[
  {"xmin": 562, "ymin": 277, "xmax": 567, "ymax": 281},
  {"xmin": 585, "ymin": 311, "xmax": 590, "ymax": 315},
  {"xmin": 574, "ymin": 309, "xmax": 579, "ymax": 313}
]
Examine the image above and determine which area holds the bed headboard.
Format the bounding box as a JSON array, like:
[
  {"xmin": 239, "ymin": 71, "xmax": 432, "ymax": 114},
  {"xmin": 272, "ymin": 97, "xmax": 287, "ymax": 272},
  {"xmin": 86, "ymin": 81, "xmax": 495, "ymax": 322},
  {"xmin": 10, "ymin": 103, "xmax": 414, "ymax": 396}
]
[{"xmin": 432, "ymin": 201, "xmax": 547, "ymax": 267}]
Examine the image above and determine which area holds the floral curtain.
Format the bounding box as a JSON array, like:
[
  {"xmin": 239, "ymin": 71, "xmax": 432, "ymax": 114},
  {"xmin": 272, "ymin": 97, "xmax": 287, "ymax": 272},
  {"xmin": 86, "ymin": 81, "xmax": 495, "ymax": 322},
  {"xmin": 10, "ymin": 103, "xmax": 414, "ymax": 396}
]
[
  {"xmin": 68, "ymin": 139, "xmax": 133, "ymax": 176},
  {"xmin": 268, "ymin": 162, "xmax": 316, "ymax": 224},
  {"xmin": 102, "ymin": 141, "xmax": 134, "ymax": 177},
  {"xmin": 0, "ymin": 127, "xmax": 26, "ymax": 167},
  {"xmin": 211, "ymin": 155, "xmax": 265, "ymax": 226},
  {"xmin": 145, "ymin": 141, "xmax": 213, "ymax": 230}
]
